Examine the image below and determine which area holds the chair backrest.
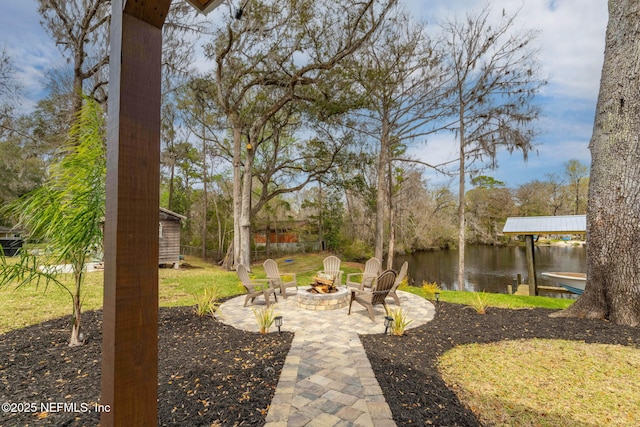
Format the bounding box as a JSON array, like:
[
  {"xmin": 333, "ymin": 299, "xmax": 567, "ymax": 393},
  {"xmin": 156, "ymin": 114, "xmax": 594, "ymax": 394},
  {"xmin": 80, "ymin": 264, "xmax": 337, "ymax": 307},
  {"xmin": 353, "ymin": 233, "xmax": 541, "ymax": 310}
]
[
  {"xmin": 393, "ymin": 261, "xmax": 408, "ymax": 288},
  {"xmin": 263, "ymin": 259, "xmax": 280, "ymax": 281},
  {"xmin": 364, "ymin": 257, "xmax": 381, "ymax": 276},
  {"xmin": 236, "ymin": 263, "xmax": 251, "ymax": 285},
  {"xmin": 361, "ymin": 257, "xmax": 381, "ymax": 287},
  {"xmin": 323, "ymin": 255, "xmax": 341, "ymax": 276},
  {"xmin": 371, "ymin": 270, "xmax": 396, "ymax": 304}
]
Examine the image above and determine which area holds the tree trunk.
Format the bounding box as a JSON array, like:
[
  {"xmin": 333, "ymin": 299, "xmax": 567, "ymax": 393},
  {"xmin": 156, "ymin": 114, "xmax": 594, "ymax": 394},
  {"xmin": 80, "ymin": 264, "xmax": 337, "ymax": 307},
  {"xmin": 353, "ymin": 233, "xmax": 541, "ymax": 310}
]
[
  {"xmin": 201, "ymin": 120, "xmax": 207, "ymax": 259},
  {"xmin": 239, "ymin": 145, "xmax": 254, "ymax": 268},
  {"xmin": 375, "ymin": 117, "xmax": 390, "ymax": 263},
  {"xmin": 73, "ymin": 54, "xmax": 84, "ymax": 116},
  {"xmin": 387, "ymin": 201, "xmax": 396, "ymax": 270},
  {"xmin": 574, "ymin": 178, "xmax": 580, "ymax": 215},
  {"xmin": 265, "ymin": 218, "xmax": 271, "ymax": 257},
  {"xmin": 69, "ymin": 293, "xmax": 83, "ymax": 347},
  {"xmin": 553, "ymin": 0, "xmax": 640, "ymax": 326},
  {"xmin": 457, "ymin": 110, "xmax": 466, "ymax": 291},
  {"xmin": 221, "ymin": 242, "xmax": 234, "ymax": 270},
  {"xmin": 232, "ymin": 126, "xmax": 242, "ymax": 268},
  {"xmin": 318, "ymin": 181, "xmax": 324, "ymax": 250},
  {"xmin": 386, "ymin": 152, "xmax": 395, "ymax": 270},
  {"xmin": 211, "ymin": 191, "xmax": 223, "ymax": 259},
  {"xmin": 69, "ymin": 265, "xmax": 84, "ymax": 347},
  {"xmin": 168, "ymin": 157, "xmax": 175, "ymax": 211}
]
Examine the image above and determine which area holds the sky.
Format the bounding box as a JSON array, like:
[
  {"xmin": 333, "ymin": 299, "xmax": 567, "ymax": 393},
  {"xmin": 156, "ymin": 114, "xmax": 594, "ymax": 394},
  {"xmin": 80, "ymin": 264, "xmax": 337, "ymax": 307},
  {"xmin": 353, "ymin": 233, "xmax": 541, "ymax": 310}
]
[
  {"xmin": 0, "ymin": 0, "xmax": 607, "ymax": 189},
  {"xmin": 405, "ymin": 0, "xmax": 607, "ymax": 188}
]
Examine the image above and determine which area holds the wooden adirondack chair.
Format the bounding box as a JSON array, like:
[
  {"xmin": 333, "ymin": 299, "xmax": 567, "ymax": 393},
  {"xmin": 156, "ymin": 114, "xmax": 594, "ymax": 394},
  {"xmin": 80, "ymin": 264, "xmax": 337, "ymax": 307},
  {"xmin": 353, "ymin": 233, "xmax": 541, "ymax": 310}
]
[
  {"xmin": 317, "ymin": 255, "xmax": 343, "ymax": 286},
  {"xmin": 237, "ymin": 264, "xmax": 277, "ymax": 307},
  {"xmin": 263, "ymin": 259, "xmax": 298, "ymax": 298},
  {"xmin": 348, "ymin": 270, "xmax": 397, "ymax": 321},
  {"xmin": 346, "ymin": 257, "xmax": 381, "ymax": 290},
  {"xmin": 387, "ymin": 261, "xmax": 408, "ymax": 305}
]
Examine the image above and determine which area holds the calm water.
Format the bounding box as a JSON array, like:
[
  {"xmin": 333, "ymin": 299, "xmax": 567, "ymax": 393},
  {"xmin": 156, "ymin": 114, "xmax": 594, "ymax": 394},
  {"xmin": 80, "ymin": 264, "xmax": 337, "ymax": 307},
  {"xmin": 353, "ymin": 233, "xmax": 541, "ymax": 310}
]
[{"xmin": 395, "ymin": 245, "xmax": 586, "ymax": 296}]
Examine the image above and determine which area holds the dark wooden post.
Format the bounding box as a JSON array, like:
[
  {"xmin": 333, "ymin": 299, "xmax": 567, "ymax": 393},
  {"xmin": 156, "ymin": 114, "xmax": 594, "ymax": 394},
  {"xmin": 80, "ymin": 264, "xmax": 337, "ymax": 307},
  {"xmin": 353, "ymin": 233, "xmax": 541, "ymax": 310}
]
[
  {"xmin": 525, "ymin": 234, "xmax": 538, "ymax": 296},
  {"xmin": 101, "ymin": 1, "xmax": 172, "ymax": 425}
]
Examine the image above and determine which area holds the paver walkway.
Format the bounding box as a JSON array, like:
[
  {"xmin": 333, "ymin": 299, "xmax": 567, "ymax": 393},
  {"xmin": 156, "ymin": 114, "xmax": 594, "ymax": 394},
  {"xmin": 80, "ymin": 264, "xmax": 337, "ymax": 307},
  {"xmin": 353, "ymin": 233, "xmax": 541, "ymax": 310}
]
[{"xmin": 219, "ymin": 287, "xmax": 435, "ymax": 426}]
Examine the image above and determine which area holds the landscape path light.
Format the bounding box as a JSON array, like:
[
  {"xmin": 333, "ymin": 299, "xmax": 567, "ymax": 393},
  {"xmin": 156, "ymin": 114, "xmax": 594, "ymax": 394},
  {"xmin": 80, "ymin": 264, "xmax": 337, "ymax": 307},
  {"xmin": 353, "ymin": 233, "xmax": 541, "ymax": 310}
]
[
  {"xmin": 384, "ymin": 315, "xmax": 393, "ymax": 335},
  {"xmin": 274, "ymin": 315, "xmax": 283, "ymax": 334}
]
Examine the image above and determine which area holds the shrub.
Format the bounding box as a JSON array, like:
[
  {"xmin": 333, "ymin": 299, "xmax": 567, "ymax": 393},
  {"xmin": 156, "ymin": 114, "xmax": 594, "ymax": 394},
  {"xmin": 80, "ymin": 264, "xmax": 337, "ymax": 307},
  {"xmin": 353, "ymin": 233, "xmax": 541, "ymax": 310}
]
[
  {"xmin": 421, "ymin": 281, "xmax": 440, "ymax": 300},
  {"xmin": 253, "ymin": 306, "xmax": 278, "ymax": 334},
  {"xmin": 193, "ymin": 284, "xmax": 221, "ymax": 318},
  {"xmin": 387, "ymin": 307, "xmax": 413, "ymax": 336},
  {"xmin": 341, "ymin": 239, "xmax": 373, "ymax": 262},
  {"xmin": 466, "ymin": 291, "xmax": 490, "ymax": 314}
]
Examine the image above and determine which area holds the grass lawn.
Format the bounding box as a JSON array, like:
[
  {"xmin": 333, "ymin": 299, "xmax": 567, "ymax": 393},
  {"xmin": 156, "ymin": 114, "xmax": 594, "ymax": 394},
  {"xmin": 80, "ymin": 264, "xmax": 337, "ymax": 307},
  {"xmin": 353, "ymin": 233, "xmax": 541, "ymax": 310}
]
[
  {"xmin": 0, "ymin": 253, "xmax": 570, "ymax": 333},
  {"xmin": 401, "ymin": 283, "xmax": 575, "ymax": 310},
  {"xmin": 439, "ymin": 339, "xmax": 640, "ymax": 426},
  {"xmin": 0, "ymin": 253, "xmax": 360, "ymax": 333}
]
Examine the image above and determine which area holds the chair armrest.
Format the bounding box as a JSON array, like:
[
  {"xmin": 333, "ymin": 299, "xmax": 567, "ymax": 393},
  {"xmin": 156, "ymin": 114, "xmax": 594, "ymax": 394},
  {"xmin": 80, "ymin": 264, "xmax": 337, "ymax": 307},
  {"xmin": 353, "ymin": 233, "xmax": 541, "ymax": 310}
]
[
  {"xmin": 251, "ymin": 278, "xmax": 275, "ymax": 290},
  {"xmin": 335, "ymin": 271, "xmax": 344, "ymax": 286}
]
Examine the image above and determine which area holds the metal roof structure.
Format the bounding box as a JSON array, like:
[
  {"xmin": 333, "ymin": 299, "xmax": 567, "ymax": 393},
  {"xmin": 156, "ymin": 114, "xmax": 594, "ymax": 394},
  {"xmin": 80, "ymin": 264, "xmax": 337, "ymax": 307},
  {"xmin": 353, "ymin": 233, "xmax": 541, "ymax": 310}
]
[{"xmin": 502, "ymin": 215, "xmax": 586, "ymax": 235}]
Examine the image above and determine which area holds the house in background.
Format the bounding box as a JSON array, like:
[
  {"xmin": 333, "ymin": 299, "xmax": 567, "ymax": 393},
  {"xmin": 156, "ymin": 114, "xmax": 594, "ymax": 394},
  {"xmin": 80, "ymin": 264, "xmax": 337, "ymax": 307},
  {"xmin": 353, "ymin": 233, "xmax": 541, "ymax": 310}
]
[
  {"xmin": 0, "ymin": 226, "xmax": 23, "ymax": 257},
  {"xmin": 254, "ymin": 220, "xmax": 320, "ymax": 254},
  {"xmin": 159, "ymin": 208, "xmax": 186, "ymax": 268}
]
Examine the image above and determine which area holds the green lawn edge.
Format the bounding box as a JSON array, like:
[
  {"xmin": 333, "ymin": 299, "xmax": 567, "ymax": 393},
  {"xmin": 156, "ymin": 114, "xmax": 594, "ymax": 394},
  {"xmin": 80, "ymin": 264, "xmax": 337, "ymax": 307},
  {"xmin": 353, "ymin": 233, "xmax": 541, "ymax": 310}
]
[{"xmin": 0, "ymin": 253, "xmax": 572, "ymax": 334}]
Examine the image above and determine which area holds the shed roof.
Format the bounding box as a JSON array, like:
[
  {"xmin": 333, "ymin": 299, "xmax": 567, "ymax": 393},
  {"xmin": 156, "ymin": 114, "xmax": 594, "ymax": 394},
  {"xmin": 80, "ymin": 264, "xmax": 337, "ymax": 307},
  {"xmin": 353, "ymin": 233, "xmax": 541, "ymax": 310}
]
[
  {"xmin": 160, "ymin": 207, "xmax": 186, "ymax": 221},
  {"xmin": 502, "ymin": 215, "xmax": 586, "ymax": 235}
]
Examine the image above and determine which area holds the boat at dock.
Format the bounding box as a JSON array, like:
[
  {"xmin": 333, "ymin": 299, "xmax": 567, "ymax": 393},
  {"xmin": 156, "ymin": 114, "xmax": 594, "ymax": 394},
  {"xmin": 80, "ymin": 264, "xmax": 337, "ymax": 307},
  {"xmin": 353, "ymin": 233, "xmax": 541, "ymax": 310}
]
[{"xmin": 541, "ymin": 272, "xmax": 586, "ymax": 295}]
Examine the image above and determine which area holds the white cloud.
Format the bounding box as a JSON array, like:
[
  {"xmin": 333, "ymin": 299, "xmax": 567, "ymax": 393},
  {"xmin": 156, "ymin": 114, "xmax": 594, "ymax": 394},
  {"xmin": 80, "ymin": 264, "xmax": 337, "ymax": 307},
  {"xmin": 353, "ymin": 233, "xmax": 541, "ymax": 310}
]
[
  {"xmin": 408, "ymin": 0, "xmax": 607, "ymax": 99},
  {"xmin": 515, "ymin": 0, "xmax": 607, "ymax": 99}
]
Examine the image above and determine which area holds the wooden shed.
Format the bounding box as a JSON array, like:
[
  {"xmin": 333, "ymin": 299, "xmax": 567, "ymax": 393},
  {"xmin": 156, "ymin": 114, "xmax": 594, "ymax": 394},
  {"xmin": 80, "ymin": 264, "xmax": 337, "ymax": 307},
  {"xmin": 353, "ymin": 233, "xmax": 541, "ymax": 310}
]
[{"xmin": 159, "ymin": 207, "xmax": 186, "ymax": 268}]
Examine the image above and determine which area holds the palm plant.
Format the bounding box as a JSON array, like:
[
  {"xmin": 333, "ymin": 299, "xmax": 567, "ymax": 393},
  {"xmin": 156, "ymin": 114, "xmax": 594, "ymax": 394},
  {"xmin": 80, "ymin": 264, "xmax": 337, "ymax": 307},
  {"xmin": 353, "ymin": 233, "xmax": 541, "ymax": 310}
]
[{"xmin": 0, "ymin": 99, "xmax": 105, "ymax": 346}]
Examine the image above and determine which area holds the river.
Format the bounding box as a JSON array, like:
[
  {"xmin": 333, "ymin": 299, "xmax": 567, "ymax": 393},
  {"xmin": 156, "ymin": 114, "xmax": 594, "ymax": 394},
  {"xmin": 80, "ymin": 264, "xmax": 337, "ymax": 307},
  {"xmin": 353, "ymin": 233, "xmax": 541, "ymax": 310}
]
[{"xmin": 394, "ymin": 244, "xmax": 586, "ymax": 297}]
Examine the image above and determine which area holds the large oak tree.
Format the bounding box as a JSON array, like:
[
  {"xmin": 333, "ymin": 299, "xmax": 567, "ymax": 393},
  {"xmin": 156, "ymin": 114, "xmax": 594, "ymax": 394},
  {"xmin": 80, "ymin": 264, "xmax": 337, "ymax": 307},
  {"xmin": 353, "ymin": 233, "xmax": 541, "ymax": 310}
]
[
  {"xmin": 553, "ymin": 0, "xmax": 640, "ymax": 326},
  {"xmin": 205, "ymin": 0, "xmax": 397, "ymax": 269}
]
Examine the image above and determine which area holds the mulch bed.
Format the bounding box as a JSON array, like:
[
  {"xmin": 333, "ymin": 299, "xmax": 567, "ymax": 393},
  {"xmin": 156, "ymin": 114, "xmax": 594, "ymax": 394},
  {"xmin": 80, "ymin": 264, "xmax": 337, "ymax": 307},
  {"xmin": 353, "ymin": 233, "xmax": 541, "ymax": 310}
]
[
  {"xmin": 0, "ymin": 306, "xmax": 293, "ymax": 426},
  {"xmin": 360, "ymin": 302, "xmax": 640, "ymax": 426},
  {"xmin": 1, "ymin": 302, "xmax": 639, "ymax": 426}
]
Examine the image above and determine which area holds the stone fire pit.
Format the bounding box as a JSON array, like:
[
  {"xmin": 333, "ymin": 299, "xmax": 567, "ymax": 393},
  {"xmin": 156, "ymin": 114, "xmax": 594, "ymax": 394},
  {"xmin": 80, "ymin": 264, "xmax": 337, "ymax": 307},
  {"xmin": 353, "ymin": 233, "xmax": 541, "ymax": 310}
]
[{"xmin": 296, "ymin": 285, "xmax": 350, "ymax": 310}]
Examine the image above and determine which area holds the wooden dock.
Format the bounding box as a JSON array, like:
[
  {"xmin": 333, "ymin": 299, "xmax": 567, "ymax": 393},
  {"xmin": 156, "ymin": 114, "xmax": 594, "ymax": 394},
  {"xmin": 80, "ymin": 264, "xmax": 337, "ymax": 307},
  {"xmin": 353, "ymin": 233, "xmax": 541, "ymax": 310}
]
[{"xmin": 509, "ymin": 284, "xmax": 573, "ymax": 295}]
